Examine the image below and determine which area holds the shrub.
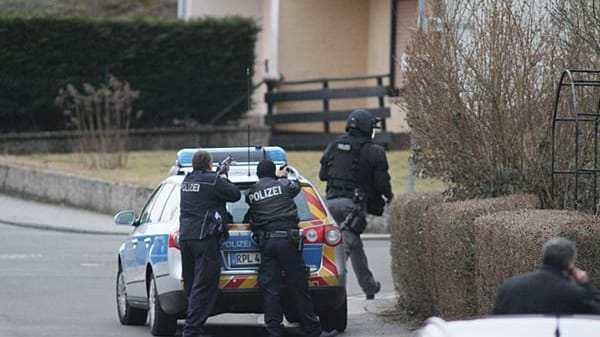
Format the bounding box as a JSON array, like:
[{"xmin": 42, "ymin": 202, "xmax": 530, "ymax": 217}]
[
  {"xmin": 0, "ymin": 0, "xmax": 177, "ymax": 19},
  {"xmin": 0, "ymin": 16, "xmax": 258, "ymax": 132},
  {"xmin": 550, "ymin": 0, "xmax": 600, "ymax": 61},
  {"xmin": 390, "ymin": 192, "xmax": 444, "ymax": 320},
  {"xmin": 474, "ymin": 209, "xmax": 600, "ymax": 316},
  {"xmin": 423, "ymin": 194, "xmax": 538, "ymax": 319},
  {"xmin": 404, "ymin": 0, "xmax": 563, "ymax": 202},
  {"xmin": 390, "ymin": 193, "xmax": 538, "ymax": 320},
  {"xmin": 55, "ymin": 75, "xmax": 139, "ymax": 168}
]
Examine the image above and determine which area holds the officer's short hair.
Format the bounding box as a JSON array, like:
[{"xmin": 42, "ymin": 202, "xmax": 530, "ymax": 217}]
[
  {"xmin": 192, "ymin": 150, "xmax": 212, "ymax": 171},
  {"xmin": 542, "ymin": 237, "xmax": 576, "ymax": 270},
  {"xmin": 257, "ymin": 160, "xmax": 276, "ymax": 178}
]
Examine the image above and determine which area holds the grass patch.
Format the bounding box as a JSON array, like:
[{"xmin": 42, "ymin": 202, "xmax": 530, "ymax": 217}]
[{"xmin": 0, "ymin": 150, "xmax": 444, "ymax": 196}]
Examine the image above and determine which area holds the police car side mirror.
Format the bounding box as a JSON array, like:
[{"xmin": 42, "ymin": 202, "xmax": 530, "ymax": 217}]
[{"xmin": 114, "ymin": 210, "xmax": 137, "ymax": 226}]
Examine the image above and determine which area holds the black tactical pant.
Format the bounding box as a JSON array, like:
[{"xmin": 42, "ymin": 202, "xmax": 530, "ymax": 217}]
[
  {"xmin": 258, "ymin": 237, "xmax": 321, "ymax": 337},
  {"xmin": 326, "ymin": 197, "xmax": 379, "ymax": 297},
  {"xmin": 180, "ymin": 238, "xmax": 221, "ymax": 337}
]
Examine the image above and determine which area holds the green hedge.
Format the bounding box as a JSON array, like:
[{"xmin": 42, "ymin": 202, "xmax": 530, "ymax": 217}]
[
  {"xmin": 389, "ymin": 193, "xmax": 539, "ymax": 320},
  {"xmin": 390, "ymin": 192, "xmax": 443, "ymax": 319},
  {"xmin": 475, "ymin": 209, "xmax": 600, "ymax": 316},
  {"xmin": 0, "ymin": 16, "xmax": 258, "ymax": 132}
]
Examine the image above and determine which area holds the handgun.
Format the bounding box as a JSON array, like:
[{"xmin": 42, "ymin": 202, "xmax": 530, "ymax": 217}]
[{"xmin": 217, "ymin": 155, "xmax": 232, "ymax": 175}]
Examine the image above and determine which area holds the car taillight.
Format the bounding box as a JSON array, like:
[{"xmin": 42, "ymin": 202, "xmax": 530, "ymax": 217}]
[
  {"xmin": 324, "ymin": 225, "xmax": 342, "ymax": 246},
  {"xmin": 168, "ymin": 229, "xmax": 180, "ymax": 249},
  {"xmin": 302, "ymin": 225, "xmax": 342, "ymax": 246},
  {"xmin": 303, "ymin": 226, "xmax": 322, "ymax": 244}
]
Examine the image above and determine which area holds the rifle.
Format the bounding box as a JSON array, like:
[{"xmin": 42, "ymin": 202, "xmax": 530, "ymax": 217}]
[{"xmin": 340, "ymin": 189, "xmax": 368, "ymax": 234}]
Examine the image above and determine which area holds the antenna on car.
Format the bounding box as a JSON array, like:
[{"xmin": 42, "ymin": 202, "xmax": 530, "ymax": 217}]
[
  {"xmin": 247, "ymin": 66, "xmax": 251, "ymax": 177},
  {"xmin": 247, "ymin": 125, "xmax": 251, "ymax": 177}
]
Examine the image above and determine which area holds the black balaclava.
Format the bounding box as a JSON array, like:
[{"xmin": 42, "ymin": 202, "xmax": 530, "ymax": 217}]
[{"xmin": 256, "ymin": 160, "xmax": 276, "ymax": 178}]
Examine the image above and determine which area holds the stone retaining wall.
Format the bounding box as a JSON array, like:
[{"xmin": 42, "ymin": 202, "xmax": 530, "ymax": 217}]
[
  {"xmin": 0, "ymin": 126, "xmax": 271, "ymax": 154},
  {"xmin": 0, "ymin": 161, "xmax": 392, "ymax": 233},
  {"xmin": 0, "ymin": 162, "xmax": 152, "ymax": 214}
]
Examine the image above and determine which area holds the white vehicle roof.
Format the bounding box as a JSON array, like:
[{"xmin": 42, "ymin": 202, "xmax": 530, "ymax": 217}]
[
  {"xmin": 169, "ymin": 146, "xmax": 309, "ymax": 185},
  {"xmin": 419, "ymin": 316, "xmax": 600, "ymax": 337}
]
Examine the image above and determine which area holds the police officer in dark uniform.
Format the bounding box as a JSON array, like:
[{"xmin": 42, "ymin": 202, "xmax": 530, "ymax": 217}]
[
  {"xmin": 245, "ymin": 160, "xmax": 323, "ymax": 337},
  {"xmin": 179, "ymin": 150, "xmax": 241, "ymax": 337},
  {"xmin": 319, "ymin": 109, "xmax": 393, "ymax": 300}
]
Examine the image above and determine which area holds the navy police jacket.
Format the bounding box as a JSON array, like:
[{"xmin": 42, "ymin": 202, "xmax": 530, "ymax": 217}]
[
  {"xmin": 245, "ymin": 176, "xmax": 301, "ymax": 232},
  {"xmin": 179, "ymin": 170, "xmax": 241, "ymax": 241}
]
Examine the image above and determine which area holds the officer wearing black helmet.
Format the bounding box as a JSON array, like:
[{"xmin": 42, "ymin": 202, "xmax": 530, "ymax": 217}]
[
  {"xmin": 245, "ymin": 160, "xmax": 326, "ymax": 337},
  {"xmin": 319, "ymin": 109, "xmax": 393, "ymax": 300},
  {"xmin": 179, "ymin": 150, "xmax": 241, "ymax": 337}
]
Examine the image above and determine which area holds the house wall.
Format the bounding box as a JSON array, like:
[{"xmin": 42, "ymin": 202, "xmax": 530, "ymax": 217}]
[
  {"xmin": 276, "ymin": 0, "xmax": 395, "ymax": 133},
  {"xmin": 278, "ymin": 0, "xmax": 369, "ymax": 80},
  {"xmin": 390, "ymin": 0, "xmax": 417, "ymax": 133},
  {"xmin": 366, "ymin": 0, "xmax": 392, "ymax": 120},
  {"xmin": 188, "ymin": 0, "xmax": 268, "ymax": 125},
  {"xmin": 395, "ymin": 0, "xmax": 417, "ymax": 88},
  {"xmin": 187, "ymin": 0, "xmax": 409, "ymax": 133},
  {"xmin": 367, "ymin": 0, "xmax": 391, "ymax": 78}
]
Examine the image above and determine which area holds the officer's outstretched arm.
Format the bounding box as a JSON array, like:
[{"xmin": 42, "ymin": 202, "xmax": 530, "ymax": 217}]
[
  {"xmin": 216, "ymin": 177, "xmax": 242, "ymax": 202},
  {"xmin": 280, "ymin": 178, "xmax": 301, "ymax": 198}
]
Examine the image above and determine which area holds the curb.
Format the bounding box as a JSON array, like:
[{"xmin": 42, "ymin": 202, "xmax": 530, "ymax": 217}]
[
  {"xmin": 0, "ymin": 218, "xmax": 129, "ymax": 236},
  {"xmin": 363, "ymin": 294, "xmax": 398, "ymax": 315},
  {"xmin": 361, "ymin": 233, "xmax": 391, "ymax": 240},
  {"xmin": 0, "ymin": 217, "xmax": 392, "ymax": 238}
]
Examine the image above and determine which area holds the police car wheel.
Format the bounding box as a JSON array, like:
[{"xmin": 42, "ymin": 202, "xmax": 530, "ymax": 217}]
[
  {"xmin": 320, "ymin": 296, "xmax": 347, "ymax": 332},
  {"xmin": 149, "ymin": 274, "xmax": 177, "ymax": 336},
  {"xmin": 116, "ymin": 268, "xmax": 147, "ymax": 325}
]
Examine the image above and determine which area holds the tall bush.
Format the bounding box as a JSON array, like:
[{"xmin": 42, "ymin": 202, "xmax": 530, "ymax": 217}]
[
  {"xmin": 550, "ymin": 0, "xmax": 600, "ymax": 60},
  {"xmin": 0, "ymin": 0, "xmax": 177, "ymax": 19},
  {"xmin": 55, "ymin": 75, "xmax": 140, "ymax": 168},
  {"xmin": 0, "ymin": 16, "xmax": 258, "ymax": 132},
  {"xmin": 404, "ymin": 0, "xmax": 563, "ymax": 202}
]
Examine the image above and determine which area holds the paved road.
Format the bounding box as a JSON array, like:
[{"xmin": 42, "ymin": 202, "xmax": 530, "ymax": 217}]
[{"xmin": 0, "ymin": 194, "xmax": 410, "ymax": 337}]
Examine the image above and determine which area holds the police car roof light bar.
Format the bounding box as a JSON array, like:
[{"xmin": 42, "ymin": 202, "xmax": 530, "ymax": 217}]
[{"xmin": 176, "ymin": 146, "xmax": 287, "ymax": 168}]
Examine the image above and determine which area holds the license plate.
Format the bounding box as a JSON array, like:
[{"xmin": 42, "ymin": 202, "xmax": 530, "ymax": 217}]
[{"xmin": 229, "ymin": 252, "xmax": 261, "ymax": 267}]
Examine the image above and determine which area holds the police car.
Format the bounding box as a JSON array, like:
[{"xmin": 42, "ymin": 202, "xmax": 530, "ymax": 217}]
[{"xmin": 114, "ymin": 147, "xmax": 347, "ymax": 336}]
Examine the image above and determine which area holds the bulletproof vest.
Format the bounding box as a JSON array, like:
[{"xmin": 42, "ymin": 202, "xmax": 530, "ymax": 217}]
[{"xmin": 325, "ymin": 135, "xmax": 370, "ymax": 198}]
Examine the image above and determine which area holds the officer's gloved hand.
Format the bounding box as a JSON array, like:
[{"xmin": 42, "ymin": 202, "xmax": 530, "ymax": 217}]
[
  {"xmin": 217, "ymin": 165, "xmax": 229, "ymax": 178},
  {"xmin": 276, "ymin": 168, "xmax": 288, "ymax": 178},
  {"xmin": 385, "ymin": 193, "xmax": 394, "ymax": 205}
]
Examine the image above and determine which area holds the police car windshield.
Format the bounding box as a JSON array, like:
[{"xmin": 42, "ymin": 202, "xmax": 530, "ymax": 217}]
[{"xmin": 227, "ymin": 187, "xmax": 314, "ymax": 224}]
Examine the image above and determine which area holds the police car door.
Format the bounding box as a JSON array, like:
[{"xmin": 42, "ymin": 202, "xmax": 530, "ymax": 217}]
[{"xmin": 127, "ymin": 183, "xmax": 174, "ymax": 299}]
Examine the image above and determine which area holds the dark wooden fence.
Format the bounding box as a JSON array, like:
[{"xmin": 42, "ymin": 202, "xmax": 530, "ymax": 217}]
[{"xmin": 265, "ymin": 74, "xmax": 394, "ymax": 149}]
